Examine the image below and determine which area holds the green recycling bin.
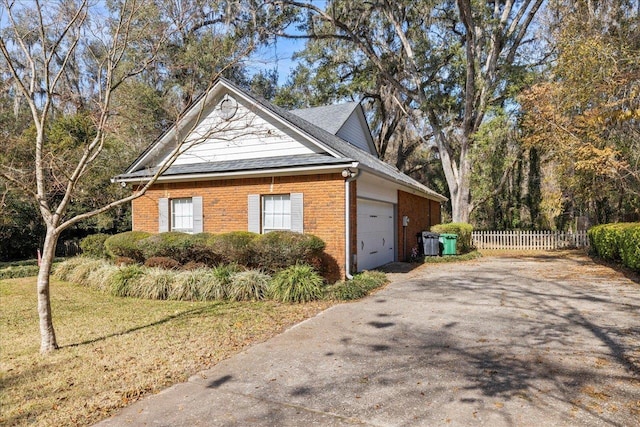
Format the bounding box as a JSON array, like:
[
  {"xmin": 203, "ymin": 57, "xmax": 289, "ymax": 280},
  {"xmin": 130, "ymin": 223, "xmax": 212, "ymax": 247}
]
[{"xmin": 440, "ymin": 233, "xmax": 458, "ymax": 255}]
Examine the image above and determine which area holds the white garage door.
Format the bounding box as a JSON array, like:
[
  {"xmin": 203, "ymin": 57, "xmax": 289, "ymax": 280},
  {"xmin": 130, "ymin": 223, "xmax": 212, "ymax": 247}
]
[{"xmin": 357, "ymin": 199, "xmax": 395, "ymax": 271}]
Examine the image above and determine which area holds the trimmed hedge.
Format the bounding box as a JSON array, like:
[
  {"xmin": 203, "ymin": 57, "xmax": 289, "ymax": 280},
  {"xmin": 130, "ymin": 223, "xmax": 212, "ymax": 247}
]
[
  {"xmin": 97, "ymin": 230, "xmax": 328, "ymax": 276},
  {"xmin": 208, "ymin": 231, "xmax": 257, "ymax": 266},
  {"xmin": 0, "ymin": 265, "xmax": 41, "ymax": 280},
  {"xmin": 104, "ymin": 231, "xmax": 151, "ymax": 262},
  {"xmin": 251, "ymin": 231, "xmax": 325, "ymax": 272},
  {"xmin": 80, "ymin": 233, "xmax": 110, "ymax": 258},
  {"xmin": 430, "ymin": 222, "xmax": 474, "ymax": 254},
  {"xmin": 0, "ymin": 258, "xmax": 64, "ymax": 279},
  {"xmin": 138, "ymin": 231, "xmax": 219, "ymax": 265},
  {"xmin": 588, "ymin": 222, "xmax": 640, "ymax": 271},
  {"xmin": 144, "ymin": 256, "xmax": 181, "ymax": 270}
]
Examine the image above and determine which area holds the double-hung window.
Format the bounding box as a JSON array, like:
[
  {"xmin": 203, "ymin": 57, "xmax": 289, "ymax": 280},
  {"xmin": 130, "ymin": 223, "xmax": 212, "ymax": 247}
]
[
  {"xmin": 248, "ymin": 193, "xmax": 303, "ymax": 234},
  {"xmin": 171, "ymin": 198, "xmax": 193, "ymax": 232},
  {"xmin": 262, "ymin": 194, "xmax": 291, "ymax": 233},
  {"xmin": 158, "ymin": 196, "xmax": 203, "ymax": 233}
]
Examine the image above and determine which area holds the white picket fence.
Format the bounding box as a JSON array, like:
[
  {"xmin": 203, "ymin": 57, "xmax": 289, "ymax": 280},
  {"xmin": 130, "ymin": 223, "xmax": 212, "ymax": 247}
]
[{"xmin": 472, "ymin": 230, "xmax": 590, "ymax": 250}]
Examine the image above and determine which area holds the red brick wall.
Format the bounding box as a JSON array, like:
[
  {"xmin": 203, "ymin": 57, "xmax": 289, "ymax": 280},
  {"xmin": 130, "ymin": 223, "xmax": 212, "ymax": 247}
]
[
  {"xmin": 397, "ymin": 190, "xmax": 442, "ymax": 261},
  {"xmin": 132, "ymin": 173, "xmax": 346, "ymax": 280}
]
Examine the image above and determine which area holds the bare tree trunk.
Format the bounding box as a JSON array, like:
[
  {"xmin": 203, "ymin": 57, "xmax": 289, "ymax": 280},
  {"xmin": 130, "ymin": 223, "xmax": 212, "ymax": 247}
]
[
  {"xmin": 454, "ymin": 143, "xmax": 472, "ymax": 223},
  {"xmin": 38, "ymin": 228, "xmax": 59, "ymax": 353},
  {"xmin": 446, "ymin": 153, "xmax": 472, "ymax": 223}
]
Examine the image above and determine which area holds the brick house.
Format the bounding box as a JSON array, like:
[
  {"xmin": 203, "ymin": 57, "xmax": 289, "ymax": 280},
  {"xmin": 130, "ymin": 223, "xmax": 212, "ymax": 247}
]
[{"xmin": 114, "ymin": 78, "xmax": 446, "ymax": 280}]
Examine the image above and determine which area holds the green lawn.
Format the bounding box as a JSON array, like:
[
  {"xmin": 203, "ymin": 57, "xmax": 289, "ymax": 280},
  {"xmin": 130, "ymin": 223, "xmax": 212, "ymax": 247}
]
[{"xmin": 0, "ymin": 277, "xmax": 330, "ymax": 426}]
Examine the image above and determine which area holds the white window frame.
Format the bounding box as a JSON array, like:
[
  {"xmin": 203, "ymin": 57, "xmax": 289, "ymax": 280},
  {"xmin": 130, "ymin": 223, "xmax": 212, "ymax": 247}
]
[
  {"xmin": 262, "ymin": 194, "xmax": 291, "ymax": 233},
  {"xmin": 171, "ymin": 198, "xmax": 194, "ymax": 233}
]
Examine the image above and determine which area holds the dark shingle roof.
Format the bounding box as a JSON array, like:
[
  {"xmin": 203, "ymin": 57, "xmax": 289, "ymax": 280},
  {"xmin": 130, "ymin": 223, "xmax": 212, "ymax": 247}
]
[
  {"xmin": 113, "ymin": 153, "xmax": 353, "ymax": 180},
  {"xmin": 289, "ymin": 103, "xmax": 360, "ymax": 135}
]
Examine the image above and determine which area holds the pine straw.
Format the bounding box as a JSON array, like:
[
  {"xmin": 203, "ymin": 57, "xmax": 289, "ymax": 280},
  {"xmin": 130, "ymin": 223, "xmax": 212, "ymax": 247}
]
[{"xmin": 0, "ymin": 277, "xmax": 331, "ymax": 426}]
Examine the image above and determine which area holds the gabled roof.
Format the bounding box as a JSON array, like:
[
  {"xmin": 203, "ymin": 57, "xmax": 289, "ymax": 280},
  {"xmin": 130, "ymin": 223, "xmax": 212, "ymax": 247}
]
[
  {"xmin": 290, "ymin": 103, "xmax": 360, "ymax": 135},
  {"xmin": 116, "ymin": 77, "xmax": 446, "ymax": 202}
]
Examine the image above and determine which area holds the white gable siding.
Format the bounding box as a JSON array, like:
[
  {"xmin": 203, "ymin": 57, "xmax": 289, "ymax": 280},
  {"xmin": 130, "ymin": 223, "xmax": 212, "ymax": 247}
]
[
  {"xmin": 336, "ymin": 110, "xmax": 376, "ymax": 155},
  {"xmin": 163, "ymin": 97, "xmax": 321, "ymax": 166}
]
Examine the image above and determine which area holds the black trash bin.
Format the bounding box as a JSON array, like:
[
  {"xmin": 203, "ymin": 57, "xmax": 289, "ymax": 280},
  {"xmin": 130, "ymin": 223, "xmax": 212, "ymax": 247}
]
[{"xmin": 421, "ymin": 231, "xmax": 440, "ymax": 256}]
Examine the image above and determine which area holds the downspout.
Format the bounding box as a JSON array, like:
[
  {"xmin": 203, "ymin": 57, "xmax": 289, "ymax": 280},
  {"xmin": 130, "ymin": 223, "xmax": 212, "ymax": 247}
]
[{"xmin": 344, "ymin": 164, "xmax": 361, "ymax": 280}]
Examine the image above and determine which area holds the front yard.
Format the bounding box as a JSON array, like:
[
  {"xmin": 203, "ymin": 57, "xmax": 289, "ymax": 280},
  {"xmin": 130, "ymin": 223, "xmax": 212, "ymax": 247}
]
[{"xmin": 0, "ymin": 277, "xmax": 331, "ymax": 426}]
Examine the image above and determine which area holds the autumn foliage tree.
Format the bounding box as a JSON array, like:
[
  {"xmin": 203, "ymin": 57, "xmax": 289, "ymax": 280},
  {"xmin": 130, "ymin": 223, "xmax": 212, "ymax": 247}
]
[{"xmin": 521, "ymin": 0, "xmax": 640, "ymax": 224}]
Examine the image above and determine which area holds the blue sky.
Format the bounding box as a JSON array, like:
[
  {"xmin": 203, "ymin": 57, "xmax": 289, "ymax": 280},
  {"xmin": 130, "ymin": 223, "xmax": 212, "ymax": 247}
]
[
  {"xmin": 247, "ymin": 35, "xmax": 308, "ymax": 84},
  {"xmin": 246, "ymin": 0, "xmax": 328, "ymax": 84}
]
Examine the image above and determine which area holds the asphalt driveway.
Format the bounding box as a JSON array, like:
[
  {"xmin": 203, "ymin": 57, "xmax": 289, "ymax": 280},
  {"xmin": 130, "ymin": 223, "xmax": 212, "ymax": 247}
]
[{"xmin": 97, "ymin": 252, "xmax": 640, "ymax": 426}]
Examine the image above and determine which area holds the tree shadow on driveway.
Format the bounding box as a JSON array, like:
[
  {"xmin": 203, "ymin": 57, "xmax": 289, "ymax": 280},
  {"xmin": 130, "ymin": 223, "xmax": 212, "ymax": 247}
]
[{"xmin": 266, "ymin": 254, "xmax": 640, "ymax": 426}]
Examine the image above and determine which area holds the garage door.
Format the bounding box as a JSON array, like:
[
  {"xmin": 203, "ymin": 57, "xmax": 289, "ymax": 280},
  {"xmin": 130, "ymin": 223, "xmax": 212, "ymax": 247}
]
[{"xmin": 357, "ymin": 199, "xmax": 395, "ymax": 271}]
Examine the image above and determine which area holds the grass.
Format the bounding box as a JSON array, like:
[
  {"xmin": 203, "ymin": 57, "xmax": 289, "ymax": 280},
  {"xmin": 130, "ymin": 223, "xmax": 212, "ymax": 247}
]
[
  {"xmin": 0, "ymin": 276, "xmax": 332, "ymax": 426},
  {"xmin": 422, "ymin": 250, "xmax": 483, "ymax": 263}
]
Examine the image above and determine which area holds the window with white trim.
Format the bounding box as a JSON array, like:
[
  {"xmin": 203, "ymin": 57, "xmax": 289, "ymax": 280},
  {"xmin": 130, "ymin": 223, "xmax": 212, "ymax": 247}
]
[
  {"xmin": 171, "ymin": 198, "xmax": 193, "ymax": 232},
  {"xmin": 262, "ymin": 194, "xmax": 291, "ymax": 233}
]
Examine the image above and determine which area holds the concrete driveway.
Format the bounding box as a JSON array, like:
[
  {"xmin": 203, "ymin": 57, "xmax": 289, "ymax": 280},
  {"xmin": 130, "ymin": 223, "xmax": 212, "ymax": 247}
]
[{"xmin": 97, "ymin": 252, "xmax": 640, "ymax": 426}]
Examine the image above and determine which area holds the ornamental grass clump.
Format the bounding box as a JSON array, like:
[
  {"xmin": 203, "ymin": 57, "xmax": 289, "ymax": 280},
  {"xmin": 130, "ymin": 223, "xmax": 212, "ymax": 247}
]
[
  {"xmin": 85, "ymin": 262, "xmax": 119, "ymax": 293},
  {"xmin": 228, "ymin": 270, "xmax": 270, "ymax": 301},
  {"xmin": 53, "ymin": 257, "xmax": 110, "ymax": 287},
  {"xmin": 170, "ymin": 270, "xmax": 205, "ymax": 301},
  {"xmin": 53, "ymin": 257, "xmax": 88, "ymax": 282},
  {"xmin": 269, "ymin": 264, "xmax": 324, "ymax": 303},
  {"xmin": 199, "ymin": 263, "xmax": 242, "ymax": 301},
  {"xmin": 130, "ymin": 268, "xmax": 174, "ymax": 300},
  {"xmin": 67, "ymin": 258, "xmax": 103, "ymax": 286},
  {"xmin": 109, "ymin": 264, "xmax": 145, "ymax": 297}
]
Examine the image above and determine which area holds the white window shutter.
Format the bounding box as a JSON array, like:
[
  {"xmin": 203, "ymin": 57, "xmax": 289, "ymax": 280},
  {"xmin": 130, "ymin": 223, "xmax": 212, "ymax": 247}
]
[
  {"xmin": 290, "ymin": 193, "xmax": 304, "ymax": 233},
  {"xmin": 158, "ymin": 198, "xmax": 169, "ymax": 232},
  {"xmin": 248, "ymin": 194, "xmax": 260, "ymax": 233},
  {"xmin": 192, "ymin": 196, "xmax": 203, "ymax": 233}
]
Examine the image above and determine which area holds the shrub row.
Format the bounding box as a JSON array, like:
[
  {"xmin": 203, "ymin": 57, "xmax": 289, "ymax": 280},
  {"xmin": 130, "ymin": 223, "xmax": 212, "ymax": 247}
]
[
  {"xmin": 430, "ymin": 222, "xmax": 474, "ymax": 254},
  {"xmin": 54, "ymin": 257, "xmax": 387, "ymax": 303},
  {"xmin": 0, "ymin": 265, "xmax": 41, "ymax": 280},
  {"xmin": 588, "ymin": 223, "xmax": 640, "ymax": 271},
  {"xmin": 94, "ymin": 230, "xmax": 326, "ymax": 274}
]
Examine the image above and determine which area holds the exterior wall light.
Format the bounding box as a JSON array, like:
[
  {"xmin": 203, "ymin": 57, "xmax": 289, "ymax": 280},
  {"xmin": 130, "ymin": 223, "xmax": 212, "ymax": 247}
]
[{"xmin": 341, "ymin": 168, "xmax": 357, "ymax": 178}]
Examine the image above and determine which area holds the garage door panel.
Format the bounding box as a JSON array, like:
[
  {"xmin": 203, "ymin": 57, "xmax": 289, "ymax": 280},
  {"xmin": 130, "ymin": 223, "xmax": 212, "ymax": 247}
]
[{"xmin": 357, "ymin": 199, "xmax": 395, "ymax": 271}]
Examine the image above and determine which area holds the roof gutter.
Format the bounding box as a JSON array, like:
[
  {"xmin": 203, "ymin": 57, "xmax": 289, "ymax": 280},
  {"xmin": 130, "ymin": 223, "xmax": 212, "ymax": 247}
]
[
  {"xmin": 344, "ymin": 162, "xmax": 361, "ymax": 280},
  {"xmin": 112, "ymin": 163, "xmax": 355, "ymax": 185}
]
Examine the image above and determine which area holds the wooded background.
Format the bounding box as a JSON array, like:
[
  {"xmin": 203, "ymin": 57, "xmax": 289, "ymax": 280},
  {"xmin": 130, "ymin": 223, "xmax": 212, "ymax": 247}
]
[{"xmin": 2, "ymin": 0, "xmax": 639, "ymax": 261}]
